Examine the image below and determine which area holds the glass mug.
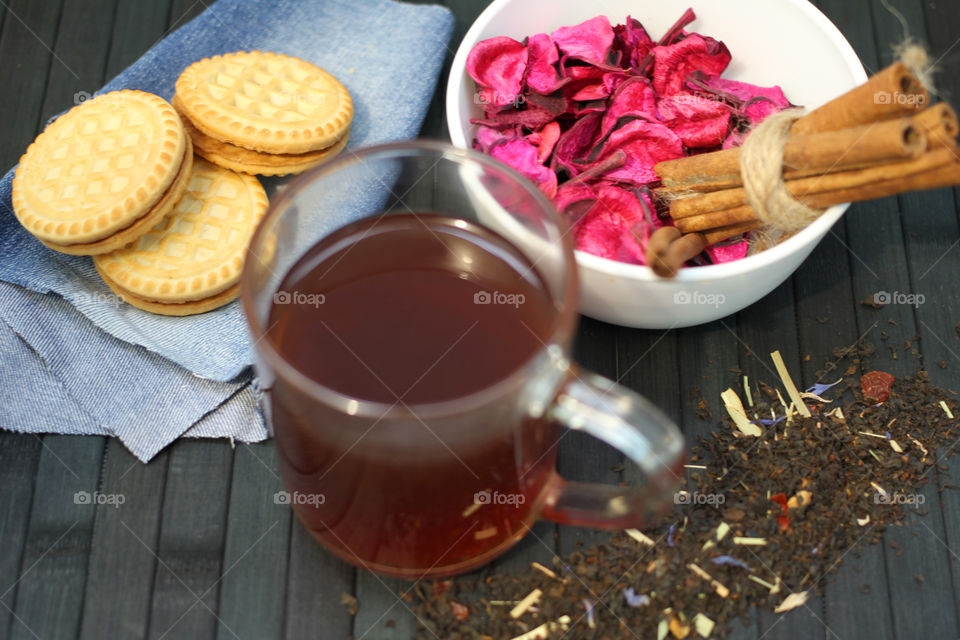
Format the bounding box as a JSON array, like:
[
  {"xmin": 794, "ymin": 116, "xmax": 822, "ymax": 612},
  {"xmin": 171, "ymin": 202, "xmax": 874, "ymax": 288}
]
[{"xmin": 241, "ymin": 141, "xmax": 685, "ymax": 579}]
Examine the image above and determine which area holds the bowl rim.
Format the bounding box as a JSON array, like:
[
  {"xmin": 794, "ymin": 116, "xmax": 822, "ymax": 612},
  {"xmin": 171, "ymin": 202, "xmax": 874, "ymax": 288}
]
[{"xmin": 445, "ymin": 0, "xmax": 868, "ymax": 283}]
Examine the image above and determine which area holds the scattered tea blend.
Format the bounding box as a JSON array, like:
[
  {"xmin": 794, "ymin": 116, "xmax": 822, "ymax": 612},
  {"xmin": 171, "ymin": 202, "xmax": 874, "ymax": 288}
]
[{"xmin": 411, "ymin": 346, "xmax": 958, "ymax": 639}]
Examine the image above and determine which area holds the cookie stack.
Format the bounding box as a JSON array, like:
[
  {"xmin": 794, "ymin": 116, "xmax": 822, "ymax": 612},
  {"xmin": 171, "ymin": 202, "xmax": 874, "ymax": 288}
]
[
  {"xmin": 173, "ymin": 51, "xmax": 353, "ymax": 176},
  {"xmin": 11, "ymin": 50, "xmax": 354, "ymax": 316}
]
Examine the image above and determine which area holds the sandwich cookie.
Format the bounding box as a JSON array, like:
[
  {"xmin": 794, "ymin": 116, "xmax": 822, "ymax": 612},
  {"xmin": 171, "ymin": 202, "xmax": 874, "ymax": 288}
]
[
  {"xmin": 12, "ymin": 90, "xmax": 191, "ymax": 255},
  {"xmin": 174, "ymin": 50, "xmax": 352, "ymax": 176},
  {"xmin": 94, "ymin": 157, "xmax": 268, "ymax": 316}
]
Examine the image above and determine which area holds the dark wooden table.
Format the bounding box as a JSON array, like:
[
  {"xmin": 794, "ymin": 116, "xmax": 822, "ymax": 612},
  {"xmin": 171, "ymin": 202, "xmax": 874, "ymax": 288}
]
[{"xmin": 2, "ymin": 1, "xmax": 959, "ymax": 638}]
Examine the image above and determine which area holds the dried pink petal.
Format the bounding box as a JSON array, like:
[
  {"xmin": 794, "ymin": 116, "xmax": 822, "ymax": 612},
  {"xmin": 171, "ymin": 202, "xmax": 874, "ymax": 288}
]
[
  {"xmin": 552, "ymin": 15, "xmax": 615, "ymax": 66},
  {"xmin": 526, "ymin": 33, "xmax": 563, "ymax": 94},
  {"xmin": 533, "ymin": 121, "xmax": 561, "ymax": 163},
  {"xmin": 601, "ymin": 77, "xmax": 658, "ymax": 137},
  {"xmin": 467, "ymin": 36, "xmax": 529, "ymax": 108},
  {"xmin": 596, "ymin": 119, "xmax": 684, "ymax": 185},
  {"xmin": 488, "ymin": 137, "xmax": 558, "ymax": 198},
  {"xmin": 471, "ymin": 105, "xmax": 556, "ymax": 131},
  {"xmin": 613, "ymin": 16, "xmax": 654, "ymax": 69},
  {"xmin": 474, "ymin": 125, "xmax": 514, "ymax": 153},
  {"xmin": 652, "ymin": 34, "xmax": 731, "ymax": 96},
  {"xmin": 551, "ymin": 112, "xmax": 603, "ymax": 176},
  {"xmin": 574, "ymin": 186, "xmax": 651, "ymax": 264},
  {"xmin": 657, "ymin": 93, "xmax": 731, "ymax": 148},
  {"xmin": 707, "ymin": 239, "xmax": 749, "ymax": 264}
]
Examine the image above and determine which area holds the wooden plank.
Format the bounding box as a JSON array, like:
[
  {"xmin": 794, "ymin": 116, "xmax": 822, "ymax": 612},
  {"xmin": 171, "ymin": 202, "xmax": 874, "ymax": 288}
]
[
  {"xmin": 0, "ymin": 0, "xmax": 61, "ymax": 167},
  {"xmin": 734, "ymin": 281, "xmax": 828, "ymax": 639},
  {"xmin": 353, "ymin": 574, "xmax": 419, "ymax": 640},
  {"xmin": 8, "ymin": 437, "xmax": 104, "ymax": 640},
  {"xmin": 146, "ymin": 440, "xmax": 232, "ymax": 640},
  {"xmin": 106, "ymin": 0, "xmax": 172, "ymax": 79},
  {"xmin": 0, "ymin": 434, "xmax": 42, "ymax": 639},
  {"xmin": 919, "ymin": 0, "xmax": 960, "ymax": 625},
  {"xmin": 556, "ymin": 317, "xmax": 620, "ymax": 556},
  {"xmin": 36, "ymin": 0, "xmax": 117, "ymax": 127},
  {"xmin": 7, "ymin": 3, "xmax": 115, "ymax": 638},
  {"xmin": 217, "ymin": 442, "xmax": 291, "ymax": 640},
  {"xmin": 285, "ymin": 524, "xmax": 353, "ymax": 640},
  {"xmin": 0, "ymin": 1, "xmax": 63, "ymax": 635},
  {"xmin": 829, "ymin": 0, "xmax": 960, "ymax": 636},
  {"xmin": 675, "ymin": 320, "xmax": 759, "ymax": 640},
  {"xmin": 78, "ymin": 440, "xmax": 168, "ymax": 640},
  {"xmin": 793, "ymin": 222, "xmax": 897, "ymax": 639},
  {"xmin": 167, "ymin": 0, "xmax": 205, "ymax": 34}
]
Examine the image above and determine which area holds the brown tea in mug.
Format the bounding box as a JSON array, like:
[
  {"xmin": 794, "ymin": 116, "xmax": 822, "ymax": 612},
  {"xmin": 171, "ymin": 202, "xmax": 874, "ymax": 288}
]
[{"xmin": 267, "ymin": 214, "xmax": 561, "ymax": 575}]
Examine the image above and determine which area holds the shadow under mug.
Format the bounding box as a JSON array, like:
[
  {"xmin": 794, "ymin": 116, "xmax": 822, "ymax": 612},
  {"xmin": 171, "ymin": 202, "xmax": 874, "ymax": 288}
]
[{"xmin": 241, "ymin": 140, "xmax": 685, "ymax": 579}]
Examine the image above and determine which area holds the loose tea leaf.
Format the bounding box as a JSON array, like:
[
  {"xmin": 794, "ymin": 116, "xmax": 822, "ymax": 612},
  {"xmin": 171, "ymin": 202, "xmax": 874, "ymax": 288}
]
[{"xmin": 413, "ymin": 346, "xmax": 959, "ymax": 639}]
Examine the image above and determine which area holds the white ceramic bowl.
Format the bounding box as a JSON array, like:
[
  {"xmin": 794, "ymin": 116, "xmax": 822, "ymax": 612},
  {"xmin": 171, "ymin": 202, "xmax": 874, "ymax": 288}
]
[{"xmin": 446, "ymin": 0, "xmax": 867, "ymax": 328}]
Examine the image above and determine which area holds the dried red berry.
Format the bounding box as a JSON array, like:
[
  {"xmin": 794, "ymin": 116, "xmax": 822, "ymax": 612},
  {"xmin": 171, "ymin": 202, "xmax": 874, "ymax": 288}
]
[{"xmin": 861, "ymin": 371, "xmax": 895, "ymax": 403}]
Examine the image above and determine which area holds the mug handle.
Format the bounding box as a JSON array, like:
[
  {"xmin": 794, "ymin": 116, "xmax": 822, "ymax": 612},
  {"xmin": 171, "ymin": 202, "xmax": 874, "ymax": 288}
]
[{"xmin": 539, "ymin": 367, "xmax": 686, "ymax": 529}]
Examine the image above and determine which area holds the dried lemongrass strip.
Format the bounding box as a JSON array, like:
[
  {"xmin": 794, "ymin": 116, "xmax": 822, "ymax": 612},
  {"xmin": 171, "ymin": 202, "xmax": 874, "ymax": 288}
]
[
  {"xmin": 688, "ymin": 563, "xmax": 731, "ymax": 598},
  {"xmin": 461, "ymin": 502, "xmax": 482, "ymax": 518},
  {"xmin": 626, "ymin": 528, "xmax": 656, "ymax": 547},
  {"xmin": 510, "ymin": 589, "xmax": 543, "ymax": 619},
  {"xmin": 771, "ymin": 351, "xmax": 811, "ymax": 417},
  {"xmin": 909, "ymin": 435, "xmax": 929, "ymax": 456},
  {"xmin": 474, "ymin": 527, "xmax": 498, "ymax": 540},
  {"xmin": 743, "ymin": 375, "xmax": 753, "ymax": 407},
  {"xmin": 774, "ymin": 591, "xmax": 810, "ymax": 613},
  {"xmin": 694, "ymin": 613, "xmax": 716, "ymax": 637},
  {"xmin": 530, "ymin": 562, "xmax": 557, "ymax": 579},
  {"xmin": 684, "ymin": 464, "xmax": 708, "ymax": 470},
  {"xmin": 509, "ymin": 618, "xmax": 570, "ymax": 640},
  {"xmin": 748, "ymin": 575, "xmax": 777, "ymax": 591},
  {"xmin": 733, "ymin": 536, "xmax": 767, "ymax": 546},
  {"xmin": 940, "ymin": 400, "xmax": 954, "ymax": 419},
  {"xmin": 889, "ymin": 439, "xmax": 903, "ymax": 453},
  {"xmin": 716, "ymin": 522, "xmax": 730, "ymax": 541},
  {"xmin": 721, "ymin": 388, "xmax": 762, "ymax": 436}
]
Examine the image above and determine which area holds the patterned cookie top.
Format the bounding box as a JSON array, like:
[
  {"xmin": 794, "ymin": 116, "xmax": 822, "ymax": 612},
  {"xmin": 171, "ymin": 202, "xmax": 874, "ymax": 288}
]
[
  {"xmin": 94, "ymin": 157, "xmax": 268, "ymax": 303},
  {"xmin": 175, "ymin": 50, "xmax": 353, "ymax": 154},
  {"xmin": 12, "ymin": 90, "xmax": 187, "ymax": 245}
]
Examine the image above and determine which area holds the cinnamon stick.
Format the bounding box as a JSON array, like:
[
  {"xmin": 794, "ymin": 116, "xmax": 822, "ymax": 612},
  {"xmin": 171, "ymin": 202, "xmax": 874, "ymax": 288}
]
[
  {"xmin": 912, "ymin": 102, "xmax": 959, "ymax": 150},
  {"xmin": 790, "ymin": 62, "xmax": 929, "ymax": 135},
  {"xmin": 678, "ymin": 154, "xmax": 960, "ymax": 238},
  {"xmin": 671, "ymin": 146, "xmax": 956, "ymax": 225},
  {"xmin": 655, "ymin": 116, "xmax": 926, "ymax": 192}
]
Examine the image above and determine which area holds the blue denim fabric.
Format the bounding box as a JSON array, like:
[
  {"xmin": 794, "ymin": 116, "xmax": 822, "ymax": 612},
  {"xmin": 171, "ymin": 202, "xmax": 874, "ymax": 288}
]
[{"xmin": 0, "ymin": 0, "xmax": 454, "ymax": 460}]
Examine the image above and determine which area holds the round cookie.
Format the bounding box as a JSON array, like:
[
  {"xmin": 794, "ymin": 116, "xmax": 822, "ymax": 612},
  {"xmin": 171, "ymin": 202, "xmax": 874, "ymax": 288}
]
[
  {"xmin": 93, "ymin": 157, "xmax": 268, "ymax": 316},
  {"xmin": 40, "ymin": 138, "xmax": 194, "ymax": 255},
  {"xmin": 175, "ymin": 50, "xmax": 353, "ymax": 154},
  {"xmin": 175, "ymin": 96, "xmax": 348, "ymax": 176},
  {"xmin": 12, "ymin": 90, "xmax": 188, "ymax": 247}
]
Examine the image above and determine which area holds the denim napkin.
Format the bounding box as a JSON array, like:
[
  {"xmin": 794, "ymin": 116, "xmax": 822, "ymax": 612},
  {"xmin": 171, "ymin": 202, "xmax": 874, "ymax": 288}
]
[{"xmin": 0, "ymin": 0, "xmax": 454, "ymax": 460}]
